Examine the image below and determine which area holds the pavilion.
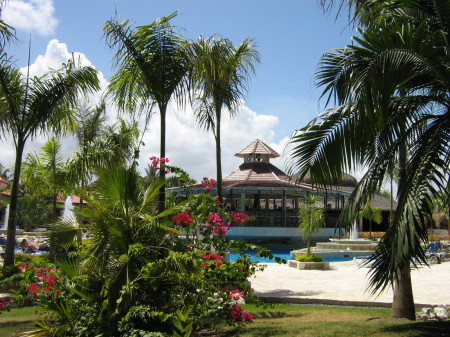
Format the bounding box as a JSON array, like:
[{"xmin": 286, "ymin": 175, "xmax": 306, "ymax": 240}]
[{"xmin": 172, "ymin": 139, "xmax": 365, "ymax": 246}]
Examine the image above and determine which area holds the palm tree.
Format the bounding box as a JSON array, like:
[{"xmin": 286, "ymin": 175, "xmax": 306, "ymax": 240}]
[
  {"xmin": 0, "ymin": 0, "xmax": 17, "ymax": 51},
  {"xmin": 289, "ymin": 0, "xmax": 450, "ymax": 319},
  {"xmin": 358, "ymin": 203, "xmax": 382, "ymax": 240},
  {"xmin": 298, "ymin": 195, "xmax": 324, "ymax": 255},
  {"xmin": 188, "ymin": 36, "xmax": 260, "ymax": 202},
  {"xmin": 21, "ymin": 136, "xmax": 67, "ymax": 218},
  {"xmin": 0, "ymin": 56, "xmax": 99, "ymax": 266},
  {"xmin": 104, "ymin": 12, "xmax": 190, "ymax": 213}
]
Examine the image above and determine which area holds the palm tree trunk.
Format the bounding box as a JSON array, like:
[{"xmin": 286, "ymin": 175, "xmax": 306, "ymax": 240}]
[
  {"xmin": 391, "ymin": 136, "xmax": 416, "ymax": 319},
  {"xmin": 215, "ymin": 106, "xmax": 223, "ymax": 203},
  {"xmin": 158, "ymin": 105, "xmax": 167, "ymax": 214},
  {"xmin": 392, "ymin": 264, "xmax": 415, "ymax": 320},
  {"xmin": 4, "ymin": 137, "xmax": 25, "ymax": 267}
]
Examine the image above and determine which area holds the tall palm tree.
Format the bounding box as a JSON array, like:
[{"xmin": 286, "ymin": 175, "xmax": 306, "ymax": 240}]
[
  {"xmin": 289, "ymin": 0, "xmax": 450, "ymax": 319},
  {"xmin": 104, "ymin": 12, "xmax": 190, "ymax": 213},
  {"xmin": 0, "ymin": 56, "xmax": 99, "ymax": 266},
  {"xmin": 188, "ymin": 36, "xmax": 260, "ymax": 202}
]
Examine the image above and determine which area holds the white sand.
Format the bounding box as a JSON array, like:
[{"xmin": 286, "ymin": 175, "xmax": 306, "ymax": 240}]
[{"xmin": 250, "ymin": 260, "xmax": 450, "ymax": 306}]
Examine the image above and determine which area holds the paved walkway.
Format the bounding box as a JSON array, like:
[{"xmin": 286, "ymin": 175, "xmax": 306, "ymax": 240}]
[{"xmin": 250, "ymin": 260, "xmax": 450, "ymax": 307}]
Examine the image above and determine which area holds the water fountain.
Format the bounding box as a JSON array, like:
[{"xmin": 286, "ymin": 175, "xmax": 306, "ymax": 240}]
[
  {"xmin": 1, "ymin": 204, "xmax": 9, "ymax": 229},
  {"xmin": 291, "ymin": 220, "xmax": 378, "ymax": 260},
  {"xmin": 349, "ymin": 220, "xmax": 358, "ymax": 240},
  {"xmin": 62, "ymin": 196, "xmax": 76, "ymax": 222}
]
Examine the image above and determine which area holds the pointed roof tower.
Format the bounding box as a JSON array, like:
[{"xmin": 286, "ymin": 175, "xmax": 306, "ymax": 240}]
[
  {"xmin": 222, "ymin": 139, "xmax": 312, "ymax": 189},
  {"xmin": 235, "ymin": 138, "xmax": 280, "ymax": 163}
]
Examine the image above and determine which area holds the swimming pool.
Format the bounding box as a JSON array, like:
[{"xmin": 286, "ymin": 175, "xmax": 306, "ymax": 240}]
[{"xmin": 227, "ymin": 249, "xmax": 352, "ymax": 263}]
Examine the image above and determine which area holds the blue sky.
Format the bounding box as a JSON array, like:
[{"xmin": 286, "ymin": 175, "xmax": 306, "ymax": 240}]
[{"xmin": 2, "ymin": 0, "xmax": 355, "ymax": 181}]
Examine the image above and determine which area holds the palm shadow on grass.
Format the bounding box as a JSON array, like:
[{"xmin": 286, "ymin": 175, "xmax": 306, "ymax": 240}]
[
  {"xmin": 222, "ymin": 326, "xmax": 290, "ymax": 337},
  {"xmin": 252, "ymin": 311, "xmax": 301, "ymax": 319},
  {"xmin": 380, "ymin": 320, "xmax": 450, "ymax": 336}
]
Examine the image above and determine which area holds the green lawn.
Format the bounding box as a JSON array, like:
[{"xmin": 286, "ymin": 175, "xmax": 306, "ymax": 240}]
[
  {"xmin": 0, "ymin": 306, "xmax": 41, "ymax": 337},
  {"xmin": 2, "ymin": 304, "xmax": 450, "ymax": 336},
  {"xmin": 220, "ymin": 304, "xmax": 450, "ymax": 337}
]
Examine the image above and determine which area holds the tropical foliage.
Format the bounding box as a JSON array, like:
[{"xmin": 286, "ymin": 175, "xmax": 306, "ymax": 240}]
[
  {"xmin": 291, "ymin": 0, "xmax": 450, "ymax": 319},
  {"xmin": 1, "ymin": 159, "xmax": 277, "ymax": 336},
  {"xmin": 0, "ymin": 56, "xmax": 100, "ymax": 266},
  {"xmin": 22, "ymin": 137, "xmax": 67, "ymax": 218}
]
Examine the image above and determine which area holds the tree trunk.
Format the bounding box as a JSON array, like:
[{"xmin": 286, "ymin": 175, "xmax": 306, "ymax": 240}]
[
  {"xmin": 215, "ymin": 104, "xmax": 223, "ymax": 203},
  {"xmin": 391, "ymin": 133, "xmax": 416, "ymax": 319},
  {"xmin": 4, "ymin": 137, "xmax": 25, "ymax": 267},
  {"xmin": 157, "ymin": 105, "xmax": 167, "ymax": 214},
  {"xmin": 392, "ymin": 264, "xmax": 416, "ymax": 320}
]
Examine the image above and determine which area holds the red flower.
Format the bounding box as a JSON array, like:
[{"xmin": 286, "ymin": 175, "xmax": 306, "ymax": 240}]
[
  {"xmin": 172, "ymin": 212, "xmax": 193, "ymax": 227},
  {"xmin": 230, "ymin": 304, "xmax": 253, "ymax": 322}
]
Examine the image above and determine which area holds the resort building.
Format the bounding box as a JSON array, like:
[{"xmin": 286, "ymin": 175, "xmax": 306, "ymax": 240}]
[{"xmin": 172, "ymin": 139, "xmax": 394, "ymax": 247}]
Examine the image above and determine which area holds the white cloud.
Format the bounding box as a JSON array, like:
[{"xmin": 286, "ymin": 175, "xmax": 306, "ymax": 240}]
[
  {"xmin": 2, "ymin": 39, "xmax": 108, "ymax": 173},
  {"xmin": 3, "ymin": 0, "xmax": 58, "ymax": 36},
  {"xmin": 2, "ymin": 39, "xmax": 287, "ymax": 185},
  {"xmin": 138, "ymin": 103, "xmax": 288, "ymax": 181}
]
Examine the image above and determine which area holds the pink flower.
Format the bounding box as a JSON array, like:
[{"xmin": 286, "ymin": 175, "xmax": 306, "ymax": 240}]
[
  {"xmin": 201, "ymin": 177, "xmax": 216, "ymax": 189},
  {"xmin": 149, "ymin": 156, "xmax": 171, "ymax": 173}
]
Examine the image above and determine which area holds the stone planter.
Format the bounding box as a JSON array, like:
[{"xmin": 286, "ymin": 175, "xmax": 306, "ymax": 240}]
[{"xmin": 288, "ymin": 260, "xmax": 330, "ymax": 270}]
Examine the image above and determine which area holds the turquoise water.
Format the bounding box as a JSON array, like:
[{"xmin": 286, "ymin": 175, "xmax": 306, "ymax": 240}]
[{"xmin": 227, "ymin": 249, "xmax": 352, "ymax": 263}]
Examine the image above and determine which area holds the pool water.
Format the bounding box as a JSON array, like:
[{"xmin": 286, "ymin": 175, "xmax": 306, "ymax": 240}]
[{"xmin": 227, "ymin": 249, "xmax": 352, "ymax": 263}]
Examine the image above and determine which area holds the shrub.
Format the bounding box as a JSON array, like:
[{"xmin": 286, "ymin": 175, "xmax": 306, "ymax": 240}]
[
  {"xmin": 295, "ymin": 253, "xmax": 323, "ymax": 262},
  {"xmin": 0, "ymin": 254, "xmax": 50, "ymax": 281}
]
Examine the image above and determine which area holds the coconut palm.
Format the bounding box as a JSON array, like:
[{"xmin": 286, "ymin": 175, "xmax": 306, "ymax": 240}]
[
  {"xmin": 188, "ymin": 36, "xmax": 260, "ymax": 202},
  {"xmin": 104, "ymin": 12, "xmax": 190, "ymax": 213},
  {"xmin": 0, "ymin": 56, "xmax": 99, "ymax": 266},
  {"xmin": 289, "ymin": 0, "xmax": 450, "ymax": 319}
]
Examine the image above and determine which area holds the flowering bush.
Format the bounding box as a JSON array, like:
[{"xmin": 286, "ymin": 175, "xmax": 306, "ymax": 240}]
[
  {"xmin": 0, "ymin": 297, "xmax": 11, "ymax": 314},
  {"xmin": 150, "ymin": 156, "xmax": 171, "ymax": 174},
  {"xmin": 230, "ymin": 303, "xmax": 254, "ymax": 322},
  {"xmin": 5, "ymin": 263, "xmax": 63, "ymax": 306},
  {"xmin": 201, "ymin": 177, "xmax": 216, "ymax": 189}
]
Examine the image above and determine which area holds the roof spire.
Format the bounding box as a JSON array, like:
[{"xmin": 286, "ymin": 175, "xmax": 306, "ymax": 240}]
[{"xmin": 234, "ymin": 139, "xmax": 280, "ymax": 163}]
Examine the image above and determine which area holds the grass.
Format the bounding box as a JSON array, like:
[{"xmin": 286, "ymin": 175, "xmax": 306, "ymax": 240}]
[
  {"xmin": 2, "ymin": 304, "xmax": 450, "ymax": 336},
  {"xmin": 0, "ymin": 306, "xmax": 41, "ymax": 337},
  {"xmin": 219, "ymin": 304, "xmax": 450, "ymax": 337}
]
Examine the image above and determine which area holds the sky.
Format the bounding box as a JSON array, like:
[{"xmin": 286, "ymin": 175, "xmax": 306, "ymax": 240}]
[{"xmin": 1, "ymin": 0, "xmax": 356, "ymax": 182}]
